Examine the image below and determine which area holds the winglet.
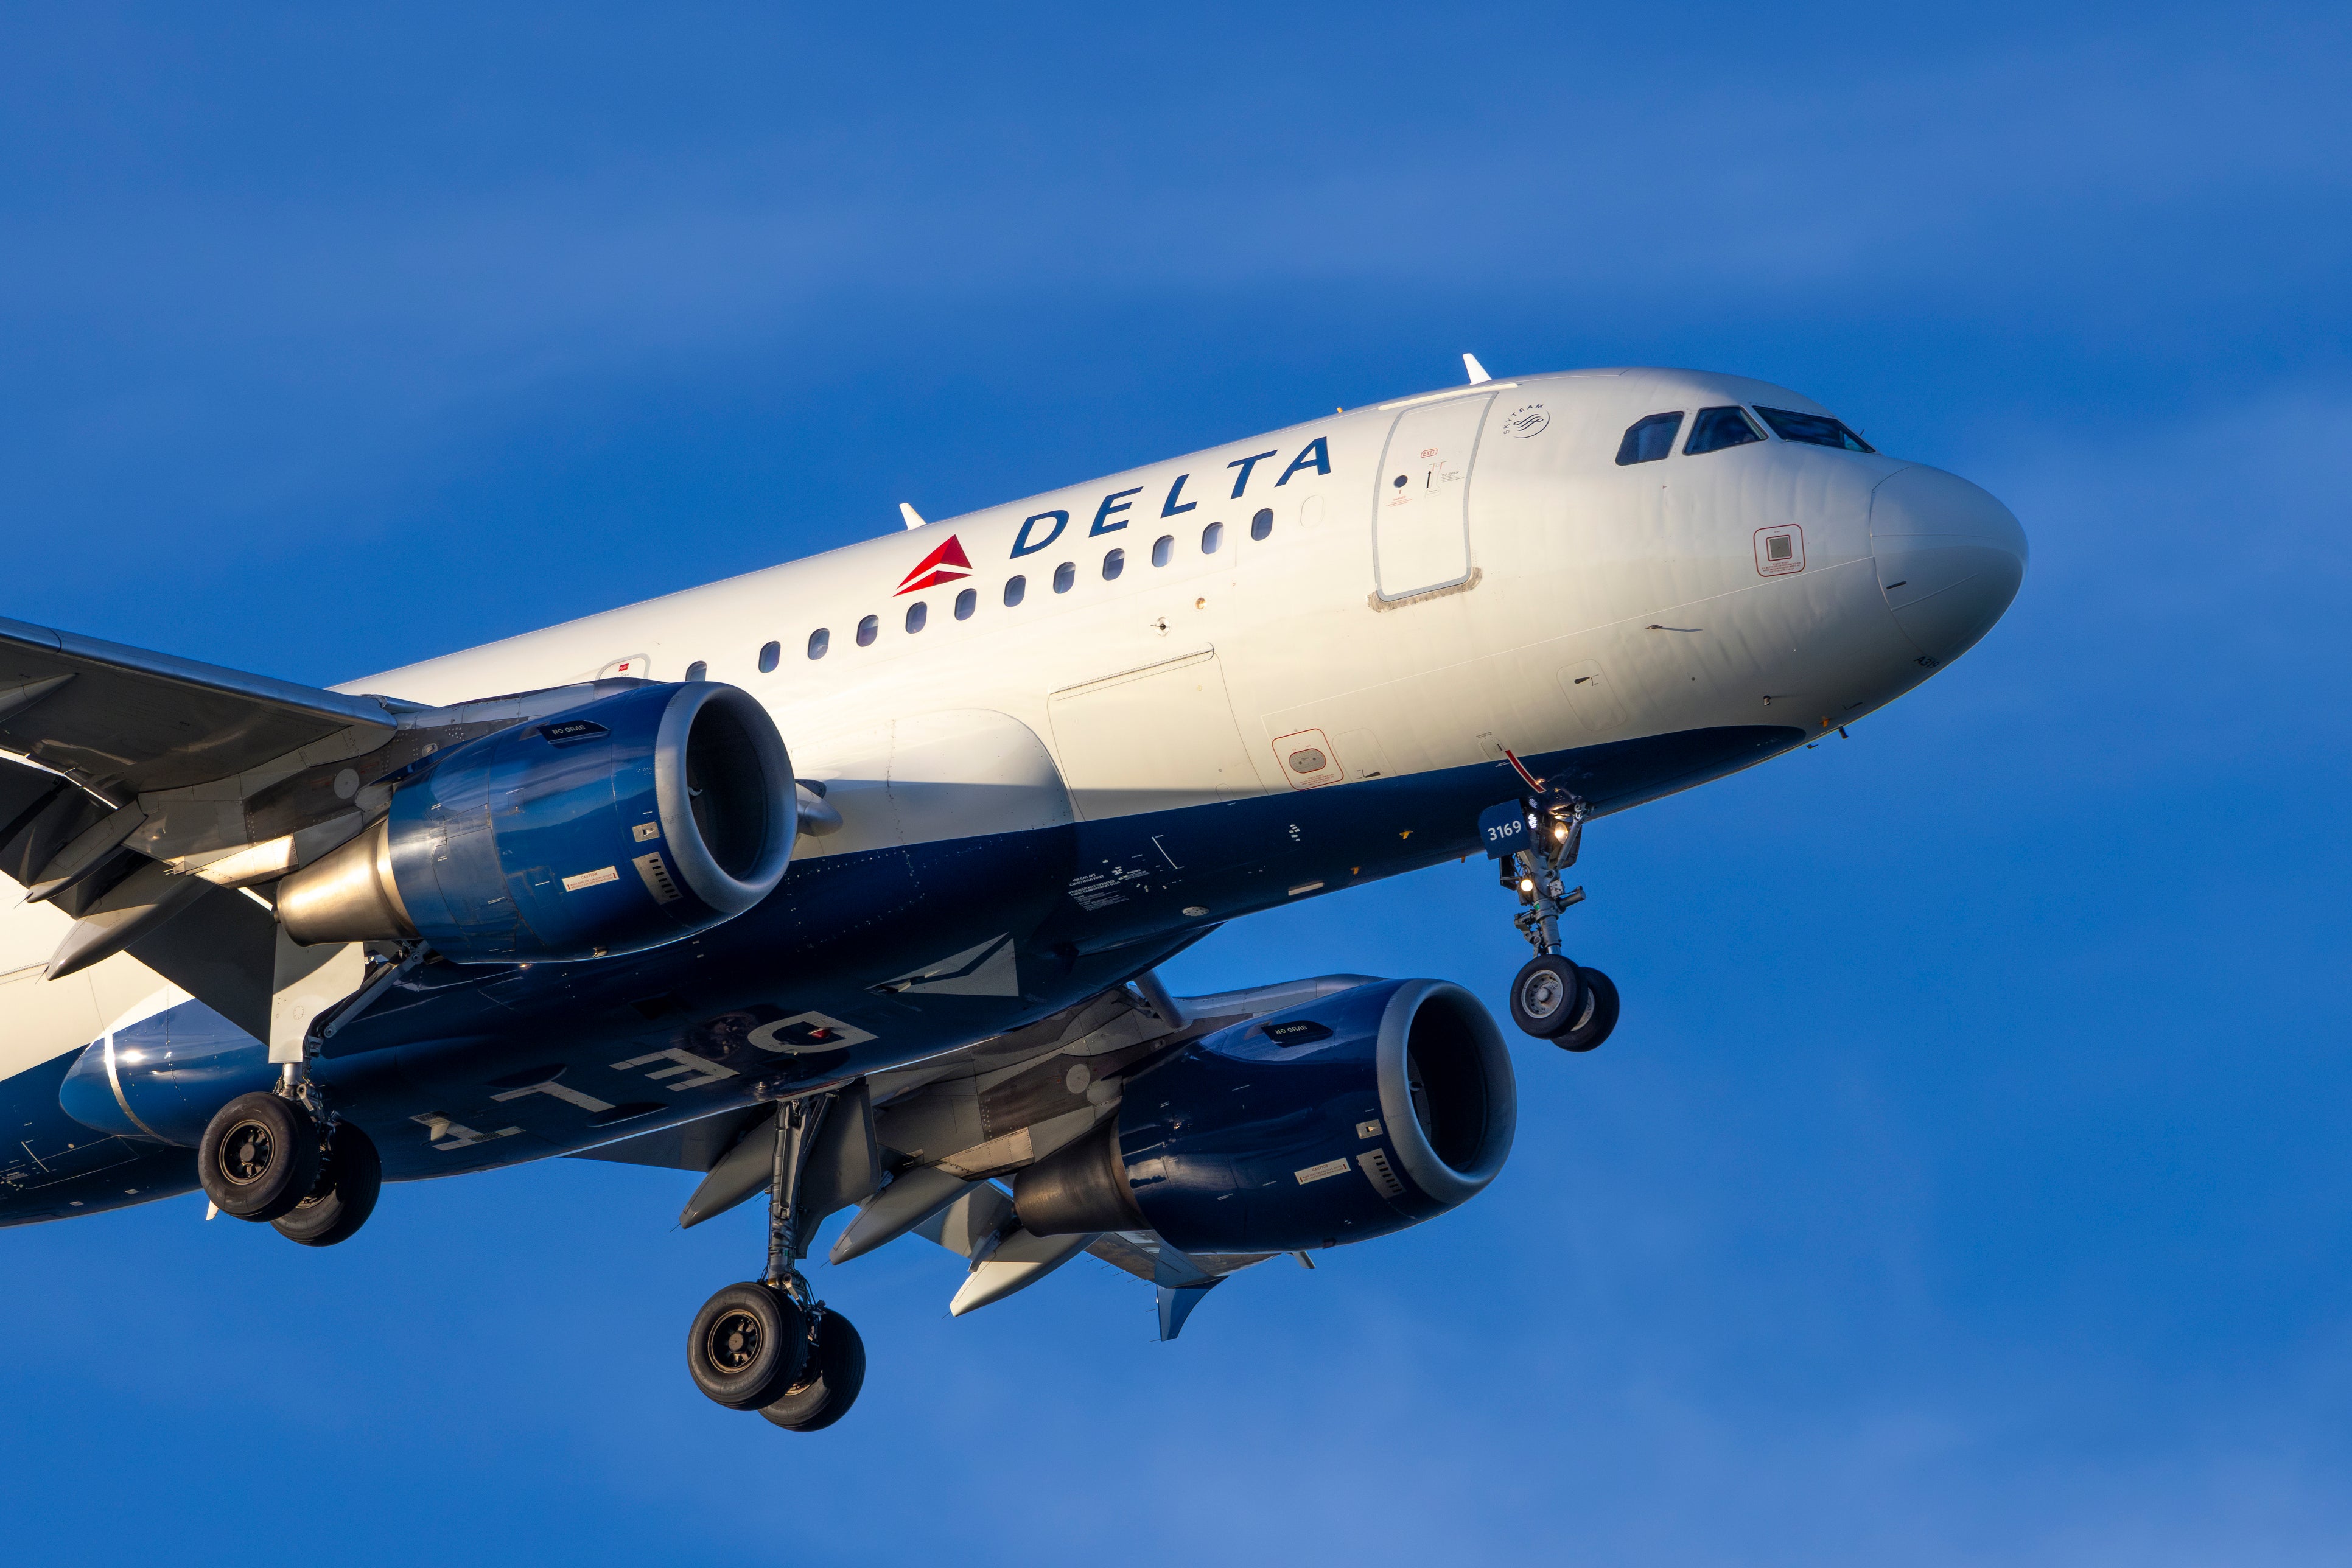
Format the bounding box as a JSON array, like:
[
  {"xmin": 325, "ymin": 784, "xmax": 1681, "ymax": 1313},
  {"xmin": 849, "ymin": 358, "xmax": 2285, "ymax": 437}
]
[
  {"xmin": 899, "ymin": 503, "xmax": 927, "ymax": 530},
  {"xmin": 1463, "ymin": 352, "xmax": 1492, "ymax": 385}
]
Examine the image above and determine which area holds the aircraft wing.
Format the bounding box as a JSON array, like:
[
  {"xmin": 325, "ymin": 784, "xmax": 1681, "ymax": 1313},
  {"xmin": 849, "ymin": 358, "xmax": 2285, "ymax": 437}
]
[
  {"xmin": 577, "ymin": 973, "xmax": 1358, "ymax": 1339},
  {"xmin": 0, "ymin": 614, "xmax": 406, "ymax": 1036},
  {"xmin": 0, "ymin": 614, "xmax": 397, "ymax": 797}
]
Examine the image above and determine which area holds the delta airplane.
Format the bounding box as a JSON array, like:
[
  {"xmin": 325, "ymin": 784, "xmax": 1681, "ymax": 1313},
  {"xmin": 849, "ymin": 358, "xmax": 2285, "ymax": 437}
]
[{"xmin": 0, "ymin": 359, "xmax": 2023, "ymax": 1429}]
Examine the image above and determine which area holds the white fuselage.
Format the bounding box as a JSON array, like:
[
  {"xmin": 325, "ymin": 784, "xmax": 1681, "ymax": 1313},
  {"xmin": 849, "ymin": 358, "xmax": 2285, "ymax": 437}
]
[
  {"xmin": 347, "ymin": 368, "xmax": 2021, "ymax": 849},
  {"xmin": 0, "ymin": 367, "xmax": 2026, "ymax": 1094}
]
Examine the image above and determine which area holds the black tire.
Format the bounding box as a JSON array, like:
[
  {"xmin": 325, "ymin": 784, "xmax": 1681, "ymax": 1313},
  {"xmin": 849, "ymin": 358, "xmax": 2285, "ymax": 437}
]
[
  {"xmin": 1508, "ymin": 954, "xmax": 1586, "ymax": 1039},
  {"xmin": 198, "ymin": 1091, "xmax": 322, "ymax": 1223},
  {"xmin": 273, "ymin": 1122, "xmax": 382, "ymax": 1247},
  {"xmin": 688, "ymin": 1283, "xmax": 808, "ymax": 1410},
  {"xmin": 1555, "ymin": 967, "xmax": 1622, "ymax": 1053},
  {"xmin": 761, "ymin": 1310, "xmax": 867, "ymax": 1433}
]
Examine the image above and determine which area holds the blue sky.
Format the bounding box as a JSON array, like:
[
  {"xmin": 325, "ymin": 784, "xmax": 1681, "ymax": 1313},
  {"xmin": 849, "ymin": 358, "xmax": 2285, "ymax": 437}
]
[{"xmin": 3, "ymin": 4, "xmax": 2349, "ymax": 1563}]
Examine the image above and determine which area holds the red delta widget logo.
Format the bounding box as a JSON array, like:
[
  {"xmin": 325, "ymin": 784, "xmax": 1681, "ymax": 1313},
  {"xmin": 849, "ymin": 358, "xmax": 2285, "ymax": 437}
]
[{"xmin": 895, "ymin": 536, "xmax": 971, "ymax": 595}]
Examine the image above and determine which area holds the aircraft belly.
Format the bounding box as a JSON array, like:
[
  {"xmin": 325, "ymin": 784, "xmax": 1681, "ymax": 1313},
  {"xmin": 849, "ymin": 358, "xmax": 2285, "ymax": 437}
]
[
  {"xmin": 0, "ymin": 1048, "xmax": 198, "ymax": 1225},
  {"xmin": 0, "ymin": 719, "xmax": 1802, "ymax": 1209}
]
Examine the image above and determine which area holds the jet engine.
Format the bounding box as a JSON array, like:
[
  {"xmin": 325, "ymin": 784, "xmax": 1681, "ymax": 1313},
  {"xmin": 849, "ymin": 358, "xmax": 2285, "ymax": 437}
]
[
  {"xmin": 276, "ymin": 681, "xmax": 794, "ymax": 963},
  {"xmin": 1014, "ymin": 979, "xmax": 1516, "ymax": 1253}
]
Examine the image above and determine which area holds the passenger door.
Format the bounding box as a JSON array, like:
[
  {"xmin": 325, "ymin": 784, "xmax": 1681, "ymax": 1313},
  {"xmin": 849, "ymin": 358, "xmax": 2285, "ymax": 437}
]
[{"xmin": 1373, "ymin": 394, "xmax": 1494, "ymax": 601}]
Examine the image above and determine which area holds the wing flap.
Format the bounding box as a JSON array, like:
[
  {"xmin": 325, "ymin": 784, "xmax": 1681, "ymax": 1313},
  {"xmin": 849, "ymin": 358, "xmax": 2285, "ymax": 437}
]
[{"xmin": 0, "ymin": 754, "xmax": 275, "ymax": 1035}]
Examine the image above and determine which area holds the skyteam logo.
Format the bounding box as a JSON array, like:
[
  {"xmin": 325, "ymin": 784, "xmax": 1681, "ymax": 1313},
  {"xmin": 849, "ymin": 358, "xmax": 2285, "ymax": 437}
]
[{"xmin": 895, "ymin": 534, "xmax": 973, "ymax": 595}]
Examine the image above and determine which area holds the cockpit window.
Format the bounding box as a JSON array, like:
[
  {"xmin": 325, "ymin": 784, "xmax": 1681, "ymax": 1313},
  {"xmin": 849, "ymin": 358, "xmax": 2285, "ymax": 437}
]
[
  {"xmin": 1615, "ymin": 411, "xmax": 1684, "ymax": 465},
  {"xmin": 1753, "ymin": 405, "xmax": 1875, "ymax": 453},
  {"xmin": 1685, "ymin": 406, "xmax": 1763, "ymax": 455}
]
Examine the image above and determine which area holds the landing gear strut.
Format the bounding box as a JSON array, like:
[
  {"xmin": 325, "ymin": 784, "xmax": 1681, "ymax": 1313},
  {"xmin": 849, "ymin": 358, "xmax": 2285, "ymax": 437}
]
[
  {"xmin": 685, "ymin": 1091, "xmax": 866, "ymax": 1430},
  {"xmin": 197, "ymin": 938, "xmax": 393, "ymax": 1244},
  {"xmin": 1493, "ymin": 792, "xmax": 1621, "ymax": 1052}
]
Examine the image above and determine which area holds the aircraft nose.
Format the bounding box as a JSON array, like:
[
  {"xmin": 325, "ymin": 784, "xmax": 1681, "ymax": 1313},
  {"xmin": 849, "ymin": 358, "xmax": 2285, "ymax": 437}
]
[{"xmin": 1868, "ymin": 464, "xmax": 2028, "ymax": 665}]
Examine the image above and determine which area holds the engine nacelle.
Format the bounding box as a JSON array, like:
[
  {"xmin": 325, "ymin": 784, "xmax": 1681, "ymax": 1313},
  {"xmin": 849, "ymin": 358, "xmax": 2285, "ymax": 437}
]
[
  {"xmin": 1015, "ymin": 979, "xmax": 1516, "ymax": 1253},
  {"xmin": 278, "ymin": 681, "xmax": 794, "ymax": 963}
]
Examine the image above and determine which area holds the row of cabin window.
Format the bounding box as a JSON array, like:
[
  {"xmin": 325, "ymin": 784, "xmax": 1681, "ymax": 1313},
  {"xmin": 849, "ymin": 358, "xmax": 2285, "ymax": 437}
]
[
  {"xmin": 778, "ymin": 507, "xmax": 1276, "ymax": 662},
  {"xmin": 1615, "ymin": 404, "xmax": 1875, "ymax": 466}
]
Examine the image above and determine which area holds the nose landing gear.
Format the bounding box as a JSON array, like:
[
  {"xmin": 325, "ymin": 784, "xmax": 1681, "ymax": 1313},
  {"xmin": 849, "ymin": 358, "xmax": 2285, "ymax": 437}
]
[
  {"xmin": 1513, "ymin": 957, "xmax": 1619, "ymax": 1052},
  {"xmin": 685, "ymin": 1091, "xmax": 867, "ymax": 1432},
  {"xmin": 1485, "ymin": 791, "xmax": 1622, "ymax": 1052}
]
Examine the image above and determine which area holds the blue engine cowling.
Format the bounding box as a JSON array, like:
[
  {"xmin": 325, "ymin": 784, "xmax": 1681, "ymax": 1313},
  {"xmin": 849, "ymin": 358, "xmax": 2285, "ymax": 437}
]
[
  {"xmin": 276, "ymin": 681, "xmax": 795, "ymax": 963},
  {"xmin": 1013, "ymin": 979, "xmax": 1516, "ymax": 1253}
]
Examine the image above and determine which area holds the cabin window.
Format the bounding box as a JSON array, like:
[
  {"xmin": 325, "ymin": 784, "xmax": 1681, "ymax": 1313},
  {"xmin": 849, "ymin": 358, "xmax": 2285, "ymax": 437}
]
[
  {"xmin": 1615, "ymin": 411, "xmax": 1684, "ymax": 465},
  {"xmin": 807, "ymin": 628, "xmax": 830, "ymax": 660},
  {"xmin": 757, "ymin": 640, "xmax": 780, "ymax": 673},
  {"xmin": 1250, "ymin": 507, "xmax": 1273, "ymax": 541},
  {"xmin": 856, "ymin": 615, "xmax": 878, "ymax": 647},
  {"xmin": 1685, "ymin": 406, "xmax": 1763, "ymax": 455},
  {"xmin": 1201, "ymin": 520, "xmax": 1225, "ymax": 553},
  {"xmin": 905, "ymin": 601, "xmax": 927, "ymax": 634},
  {"xmin": 1004, "ymin": 575, "xmax": 1026, "ymax": 607},
  {"xmin": 684, "ymin": 660, "xmax": 707, "ymax": 682},
  {"xmin": 1152, "ymin": 534, "xmax": 1173, "ymax": 567},
  {"xmin": 1753, "ymin": 405, "xmax": 1875, "ymax": 453},
  {"xmin": 1054, "ymin": 561, "xmax": 1075, "ymax": 593},
  {"xmin": 1102, "ymin": 548, "xmax": 1125, "ymax": 580},
  {"xmin": 954, "ymin": 587, "xmax": 976, "ymax": 620}
]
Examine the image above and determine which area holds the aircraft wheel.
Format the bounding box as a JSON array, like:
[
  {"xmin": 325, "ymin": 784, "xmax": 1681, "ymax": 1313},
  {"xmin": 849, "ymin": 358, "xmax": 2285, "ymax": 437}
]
[
  {"xmin": 273, "ymin": 1122, "xmax": 382, "ymax": 1247},
  {"xmin": 1508, "ymin": 954, "xmax": 1586, "ymax": 1040},
  {"xmin": 688, "ymin": 1283, "xmax": 808, "ymax": 1410},
  {"xmin": 1555, "ymin": 968, "xmax": 1621, "ymax": 1054},
  {"xmin": 761, "ymin": 1310, "xmax": 867, "ymax": 1433},
  {"xmin": 198, "ymin": 1092, "xmax": 323, "ymax": 1223}
]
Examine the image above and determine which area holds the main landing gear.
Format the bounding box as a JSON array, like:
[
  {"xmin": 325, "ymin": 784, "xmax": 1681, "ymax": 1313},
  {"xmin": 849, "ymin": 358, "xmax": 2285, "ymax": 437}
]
[
  {"xmin": 195, "ymin": 934, "xmax": 397, "ymax": 1246},
  {"xmin": 686, "ymin": 1091, "xmax": 867, "ymax": 1432},
  {"xmin": 195, "ymin": 1073, "xmax": 382, "ymax": 1247},
  {"xmin": 1495, "ymin": 793, "xmax": 1622, "ymax": 1052}
]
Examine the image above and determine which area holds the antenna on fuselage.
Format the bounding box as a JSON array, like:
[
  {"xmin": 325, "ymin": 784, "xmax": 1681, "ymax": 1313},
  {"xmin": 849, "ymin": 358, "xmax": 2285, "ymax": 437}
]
[
  {"xmin": 899, "ymin": 503, "xmax": 927, "ymax": 530},
  {"xmin": 1463, "ymin": 352, "xmax": 1493, "ymax": 385}
]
